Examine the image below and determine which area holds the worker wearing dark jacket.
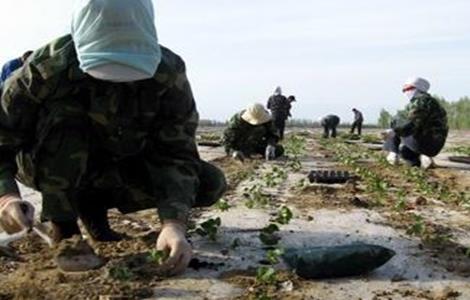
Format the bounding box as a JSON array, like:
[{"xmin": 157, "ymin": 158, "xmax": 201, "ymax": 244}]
[
  {"xmin": 321, "ymin": 115, "xmax": 341, "ymax": 138},
  {"xmin": 383, "ymin": 77, "xmax": 448, "ymax": 168},
  {"xmin": 267, "ymin": 87, "xmax": 295, "ymax": 140},
  {"xmin": 223, "ymin": 103, "xmax": 284, "ymax": 161},
  {"xmin": 0, "ymin": 0, "xmax": 226, "ymax": 275},
  {"xmin": 350, "ymin": 108, "xmax": 364, "ymax": 135}
]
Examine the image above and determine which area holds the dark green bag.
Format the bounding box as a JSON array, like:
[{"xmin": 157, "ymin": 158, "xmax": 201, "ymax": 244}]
[{"xmin": 283, "ymin": 244, "xmax": 395, "ymax": 279}]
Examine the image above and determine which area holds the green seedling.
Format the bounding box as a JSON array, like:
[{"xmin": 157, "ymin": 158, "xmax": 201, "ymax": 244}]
[
  {"xmin": 196, "ymin": 217, "xmax": 222, "ymax": 241},
  {"xmin": 255, "ymin": 294, "xmax": 273, "ymax": 300},
  {"xmin": 287, "ymin": 158, "xmax": 302, "ymax": 172},
  {"xmin": 294, "ymin": 178, "xmax": 308, "ymax": 191},
  {"xmin": 215, "ymin": 198, "xmax": 231, "ymax": 212},
  {"xmin": 284, "ymin": 135, "xmax": 307, "ymax": 157},
  {"xmin": 406, "ymin": 214, "xmax": 426, "ymax": 236},
  {"xmin": 109, "ymin": 266, "xmax": 134, "ymax": 281},
  {"xmin": 361, "ymin": 134, "xmax": 382, "ymax": 144},
  {"xmin": 231, "ymin": 238, "xmax": 241, "ymax": 249},
  {"xmin": 266, "ymin": 248, "xmax": 285, "ymax": 265},
  {"xmin": 394, "ymin": 189, "xmax": 407, "ymax": 211},
  {"xmin": 274, "ymin": 206, "xmax": 293, "ymax": 225},
  {"xmin": 449, "ymin": 146, "xmax": 470, "ymax": 156},
  {"xmin": 256, "ymin": 266, "xmax": 278, "ymax": 285},
  {"xmin": 262, "ymin": 166, "xmax": 288, "ymax": 188},
  {"xmin": 244, "ymin": 184, "xmax": 270, "ymax": 208},
  {"xmin": 259, "ymin": 224, "xmax": 281, "ymax": 246},
  {"xmin": 147, "ymin": 250, "xmax": 169, "ymax": 265}
]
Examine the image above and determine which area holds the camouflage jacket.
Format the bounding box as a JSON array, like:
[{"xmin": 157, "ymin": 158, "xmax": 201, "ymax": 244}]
[
  {"xmin": 394, "ymin": 93, "xmax": 448, "ymax": 156},
  {"xmin": 267, "ymin": 95, "xmax": 291, "ymax": 119},
  {"xmin": 222, "ymin": 111, "xmax": 279, "ymax": 155},
  {"xmin": 0, "ymin": 35, "xmax": 201, "ymax": 222}
]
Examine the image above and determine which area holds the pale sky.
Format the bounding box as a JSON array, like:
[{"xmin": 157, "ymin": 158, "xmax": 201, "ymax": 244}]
[{"xmin": 1, "ymin": 0, "xmax": 469, "ymax": 123}]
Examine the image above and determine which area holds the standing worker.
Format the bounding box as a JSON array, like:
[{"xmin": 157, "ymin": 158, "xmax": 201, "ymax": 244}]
[
  {"xmin": 267, "ymin": 86, "xmax": 295, "ymax": 140},
  {"xmin": 0, "ymin": 0, "xmax": 226, "ymax": 275},
  {"xmin": 223, "ymin": 103, "xmax": 284, "ymax": 161},
  {"xmin": 350, "ymin": 108, "xmax": 364, "ymax": 136},
  {"xmin": 383, "ymin": 77, "xmax": 448, "ymax": 168},
  {"xmin": 321, "ymin": 115, "xmax": 341, "ymax": 138}
]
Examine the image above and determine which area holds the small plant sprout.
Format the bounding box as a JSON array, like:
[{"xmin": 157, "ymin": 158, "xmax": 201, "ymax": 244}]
[
  {"xmin": 259, "ymin": 223, "xmax": 281, "ymax": 246},
  {"xmin": 215, "ymin": 198, "xmax": 231, "ymax": 212},
  {"xmin": 109, "ymin": 266, "xmax": 133, "ymax": 281},
  {"xmin": 244, "ymin": 184, "xmax": 270, "ymax": 208},
  {"xmin": 147, "ymin": 250, "xmax": 169, "ymax": 265},
  {"xmin": 196, "ymin": 217, "xmax": 222, "ymax": 241},
  {"xmin": 274, "ymin": 206, "xmax": 293, "ymax": 225},
  {"xmin": 394, "ymin": 189, "xmax": 407, "ymax": 211},
  {"xmin": 231, "ymin": 238, "xmax": 241, "ymax": 249},
  {"xmin": 266, "ymin": 248, "xmax": 285, "ymax": 265},
  {"xmin": 256, "ymin": 266, "xmax": 278, "ymax": 285},
  {"xmin": 406, "ymin": 214, "xmax": 426, "ymax": 236}
]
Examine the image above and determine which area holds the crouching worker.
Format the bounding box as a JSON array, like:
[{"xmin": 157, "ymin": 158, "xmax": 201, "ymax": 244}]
[
  {"xmin": 223, "ymin": 103, "xmax": 284, "ymax": 161},
  {"xmin": 0, "ymin": 0, "xmax": 226, "ymax": 275},
  {"xmin": 321, "ymin": 115, "xmax": 340, "ymax": 138},
  {"xmin": 383, "ymin": 77, "xmax": 448, "ymax": 168}
]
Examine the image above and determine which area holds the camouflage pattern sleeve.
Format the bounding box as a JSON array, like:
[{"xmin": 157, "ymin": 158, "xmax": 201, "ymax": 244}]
[
  {"xmin": 0, "ymin": 57, "xmax": 57, "ymax": 196},
  {"xmin": 146, "ymin": 57, "xmax": 201, "ymax": 223},
  {"xmin": 407, "ymin": 97, "xmax": 430, "ymax": 130},
  {"xmin": 222, "ymin": 113, "xmax": 242, "ymax": 153}
]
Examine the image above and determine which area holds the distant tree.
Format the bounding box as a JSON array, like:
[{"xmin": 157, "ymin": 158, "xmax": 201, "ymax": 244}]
[{"xmin": 377, "ymin": 109, "xmax": 392, "ymax": 128}]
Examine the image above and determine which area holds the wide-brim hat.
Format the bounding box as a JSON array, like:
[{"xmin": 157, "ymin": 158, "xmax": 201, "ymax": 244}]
[{"xmin": 241, "ymin": 103, "xmax": 272, "ymax": 125}]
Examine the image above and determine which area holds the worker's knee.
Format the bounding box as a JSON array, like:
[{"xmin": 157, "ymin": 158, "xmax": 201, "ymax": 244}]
[{"xmin": 195, "ymin": 161, "xmax": 227, "ymax": 207}]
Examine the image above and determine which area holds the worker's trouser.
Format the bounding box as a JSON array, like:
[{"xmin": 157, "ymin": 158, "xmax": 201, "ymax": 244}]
[
  {"xmin": 350, "ymin": 120, "xmax": 363, "ymax": 136},
  {"xmin": 383, "ymin": 132, "xmax": 421, "ymax": 167},
  {"xmin": 323, "ymin": 126, "xmax": 338, "ymax": 139},
  {"xmin": 255, "ymin": 144, "xmax": 285, "ymax": 158},
  {"xmin": 272, "ymin": 115, "xmax": 287, "ymax": 140},
  {"xmin": 14, "ymin": 127, "xmax": 227, "ymax": 222}
]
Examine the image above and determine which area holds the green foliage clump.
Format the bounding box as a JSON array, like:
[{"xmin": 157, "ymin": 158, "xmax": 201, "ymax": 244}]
[{"xmin": 196, "ymin": 217, "xmax": 222, "ymax": 241}]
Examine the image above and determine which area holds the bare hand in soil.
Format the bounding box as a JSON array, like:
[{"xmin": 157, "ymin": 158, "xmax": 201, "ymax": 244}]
[
  {"xmin": 54, "ymin": 236, "xmax": 104, "ymax": 272},
  {"xmin": 156, "ymin": 221, "xmax": 192, "ymax": 276},
  {"xmin": 0, "ymin": 196, "xmax": 34, "ymax": 234}
]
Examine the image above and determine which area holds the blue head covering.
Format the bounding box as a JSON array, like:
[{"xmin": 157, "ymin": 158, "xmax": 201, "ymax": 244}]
[{"xmin": 72, "ymin": 0, "xmax": 161, "ymax": 79}]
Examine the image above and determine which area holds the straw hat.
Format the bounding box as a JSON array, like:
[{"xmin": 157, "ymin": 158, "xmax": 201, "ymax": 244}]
[{"xmin": 241, "ymin": 103, "xmax": 272, "ymax": 125}]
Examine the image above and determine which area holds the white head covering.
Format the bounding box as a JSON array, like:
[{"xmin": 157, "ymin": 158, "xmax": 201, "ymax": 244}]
[
  {"xmin": 241, "ymin": 103, "xmax": 272, "ymax": 125},
  {"xmin": 72, "ymin": 0, "xmax": 161, "ymax": 82},
  {"xmin": 403, "ymin": 77, "xmax": 431, "ymax": 93},
  {"xmin": 274, "ymin": 86, "xmax": 282, "ymax": 95}
]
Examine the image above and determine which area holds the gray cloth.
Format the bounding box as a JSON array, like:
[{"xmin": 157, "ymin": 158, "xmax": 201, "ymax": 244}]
[{"xmin": 383, "ymin": 131, "xmax": 418, "ymax": 153}]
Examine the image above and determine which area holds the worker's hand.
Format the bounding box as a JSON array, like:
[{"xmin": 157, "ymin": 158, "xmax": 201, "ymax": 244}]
[
  {"xmin": 156, "ymin": 220, "xmax": 192, "ymax": 276},
  {"xmin": 265, "ymin": 145, "xmax": 276, "ymax": 161},
  {"xmin": 0, "ymin": 194, "xmax": 34, "ymax": 234},
  {"xmin": 232, "ymin": 151, "xmax": 245, "ymax": 162}
]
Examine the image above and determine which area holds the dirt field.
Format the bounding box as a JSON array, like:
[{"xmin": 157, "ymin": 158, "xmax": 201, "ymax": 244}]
[{"xmin": 0, "ymin": 128, "xmax": 469, "ymax": 300}]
